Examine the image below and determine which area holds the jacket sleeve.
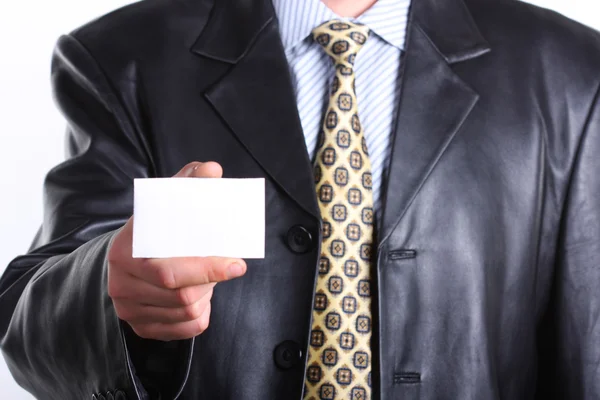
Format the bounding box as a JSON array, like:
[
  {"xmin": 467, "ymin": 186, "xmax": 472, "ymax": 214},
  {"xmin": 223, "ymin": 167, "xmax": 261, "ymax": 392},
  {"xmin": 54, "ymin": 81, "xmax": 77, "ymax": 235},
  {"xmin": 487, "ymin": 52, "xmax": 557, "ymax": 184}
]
[
  {"xmin": 0, "ymin": 35, "xmax": 192, "ymax": 400},
  {"xmin": 537, "ymin": 85, "xmax": 600, "ymax": 399}
]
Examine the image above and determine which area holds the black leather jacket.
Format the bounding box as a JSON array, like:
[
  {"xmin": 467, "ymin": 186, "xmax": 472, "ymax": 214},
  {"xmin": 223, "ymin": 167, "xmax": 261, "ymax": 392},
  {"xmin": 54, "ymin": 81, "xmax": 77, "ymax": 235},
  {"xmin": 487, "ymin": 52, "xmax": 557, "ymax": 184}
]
[{"xmin": 1, "ymin": 0, "xmax": 600, "ymax": 399}]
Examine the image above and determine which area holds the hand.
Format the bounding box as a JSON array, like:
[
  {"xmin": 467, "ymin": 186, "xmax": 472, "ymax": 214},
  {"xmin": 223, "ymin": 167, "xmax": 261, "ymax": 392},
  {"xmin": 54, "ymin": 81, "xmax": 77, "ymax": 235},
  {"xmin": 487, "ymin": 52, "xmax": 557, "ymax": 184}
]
[{"xmin": 107, "ymin": 162, "xmax": 247, "ymax": 341}]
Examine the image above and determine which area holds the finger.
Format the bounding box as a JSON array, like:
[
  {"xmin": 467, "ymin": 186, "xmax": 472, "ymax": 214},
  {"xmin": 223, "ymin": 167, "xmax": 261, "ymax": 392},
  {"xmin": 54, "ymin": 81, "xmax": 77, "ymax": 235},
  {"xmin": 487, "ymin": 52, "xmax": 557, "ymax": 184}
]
[
  {"xmin": 136, "ymin": 257, "xmax": 247, "ymax": 289},
  {"xmin": 116, "ymin": 288, "xmax": 213, "ymax": 324},
  {"xmin": 174, "ymin": 161, "xmax": 223, "ymax": 178},
  {"xmin": 110, "ymin": 271, "xmax": 216, "ymax": 307},
  {"xmin": 130, "ymin": 304, "xmax": 212, "ymax": 341},
  {"xmin": 199, "ymin": 301, "xmax": 211, "ymax": 331}
]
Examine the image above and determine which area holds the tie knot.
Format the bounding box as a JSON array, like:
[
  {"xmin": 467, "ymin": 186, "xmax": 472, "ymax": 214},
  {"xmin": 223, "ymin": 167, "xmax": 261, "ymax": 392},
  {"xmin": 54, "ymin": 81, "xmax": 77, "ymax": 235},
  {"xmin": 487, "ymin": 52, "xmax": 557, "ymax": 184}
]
[{"xmin": 312, "ymin": 20, "xmax": 370, "ymax": 67}]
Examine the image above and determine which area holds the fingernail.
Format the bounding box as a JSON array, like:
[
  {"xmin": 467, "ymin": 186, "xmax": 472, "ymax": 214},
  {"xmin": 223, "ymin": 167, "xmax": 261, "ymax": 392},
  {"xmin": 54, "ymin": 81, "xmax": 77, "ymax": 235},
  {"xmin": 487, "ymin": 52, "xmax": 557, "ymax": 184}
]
[
  {"xmin": 228, "ymin": 263, "xmax": 244, "ymax": 278},
  {"xmin": 186, "ymin": 164, "xmax": 199, "ymax": 176}
]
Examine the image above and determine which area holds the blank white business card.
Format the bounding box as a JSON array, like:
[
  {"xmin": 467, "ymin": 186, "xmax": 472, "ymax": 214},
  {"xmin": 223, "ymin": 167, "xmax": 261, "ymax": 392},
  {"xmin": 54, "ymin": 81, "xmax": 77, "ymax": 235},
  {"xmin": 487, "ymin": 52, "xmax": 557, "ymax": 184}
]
[{"xmin": 132, "ymin": 178, "xmax": 265, "ymax": 259}]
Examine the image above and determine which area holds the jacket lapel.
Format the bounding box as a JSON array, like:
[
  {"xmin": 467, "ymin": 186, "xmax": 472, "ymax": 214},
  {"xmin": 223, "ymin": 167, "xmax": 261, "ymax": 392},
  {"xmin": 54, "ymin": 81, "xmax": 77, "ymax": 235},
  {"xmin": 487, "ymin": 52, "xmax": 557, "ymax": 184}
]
[
  {"xmin": 190, "ymin": 0, "xmax": 320, "ymax": 219},
  {"xmin": 378, "ymin": 0, "xmax": 491, "ymax": 245},
  {"xmin": 189, "ymin": 0, "xmax": 492, "ymax": 234}
]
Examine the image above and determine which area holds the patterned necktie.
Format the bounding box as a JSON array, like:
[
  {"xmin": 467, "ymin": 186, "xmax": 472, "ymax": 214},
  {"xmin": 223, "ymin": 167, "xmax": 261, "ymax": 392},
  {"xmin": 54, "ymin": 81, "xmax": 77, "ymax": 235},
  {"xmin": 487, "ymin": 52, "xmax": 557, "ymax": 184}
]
[{"xmin": 304, "ymin": 20, "xmax": 374, "ymax": 400}]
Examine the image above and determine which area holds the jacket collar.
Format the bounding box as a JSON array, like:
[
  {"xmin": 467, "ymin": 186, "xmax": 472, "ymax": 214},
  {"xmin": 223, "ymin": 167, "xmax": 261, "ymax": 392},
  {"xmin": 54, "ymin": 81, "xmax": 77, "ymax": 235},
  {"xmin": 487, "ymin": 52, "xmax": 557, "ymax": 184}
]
[
  {"xmin": 191, "ymin": 0, "xmax": 490, "ymax": 65},
  {"xmin": 414, "ymin": 0, "xmax": 490, "ymax": 63},
  {"xmin": 190, "ymin": 0, "xmax": 275, "ymax": 63}
]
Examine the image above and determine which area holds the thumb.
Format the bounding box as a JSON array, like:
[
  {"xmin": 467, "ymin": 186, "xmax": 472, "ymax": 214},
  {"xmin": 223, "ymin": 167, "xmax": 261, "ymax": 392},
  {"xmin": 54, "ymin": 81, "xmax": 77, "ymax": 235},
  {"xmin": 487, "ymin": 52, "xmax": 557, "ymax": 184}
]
[{"xmin": 175, "ymin": 161, "xmax": 223, "ymax": 178}]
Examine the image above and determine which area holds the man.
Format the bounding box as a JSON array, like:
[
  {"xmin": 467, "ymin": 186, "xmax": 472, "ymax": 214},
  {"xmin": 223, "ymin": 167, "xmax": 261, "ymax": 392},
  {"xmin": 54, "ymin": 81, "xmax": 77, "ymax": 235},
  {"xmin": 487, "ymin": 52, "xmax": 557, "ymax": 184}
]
[{"xmin": 1, "ymin": 0, "xmax": 599, "ymax": 398}]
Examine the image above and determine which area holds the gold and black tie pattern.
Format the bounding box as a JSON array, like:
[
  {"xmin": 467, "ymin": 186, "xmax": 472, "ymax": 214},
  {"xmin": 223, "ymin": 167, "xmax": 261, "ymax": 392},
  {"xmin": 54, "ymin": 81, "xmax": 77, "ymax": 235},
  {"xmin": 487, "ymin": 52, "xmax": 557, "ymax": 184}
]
[{"xmin": 304, "ymin": 20, "xmax": 373, "ymax": 400}]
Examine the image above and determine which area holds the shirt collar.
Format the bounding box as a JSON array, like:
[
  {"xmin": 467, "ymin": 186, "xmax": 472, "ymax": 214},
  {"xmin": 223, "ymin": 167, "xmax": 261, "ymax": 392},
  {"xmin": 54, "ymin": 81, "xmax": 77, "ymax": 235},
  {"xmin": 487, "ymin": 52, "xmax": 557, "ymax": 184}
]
[{"xmin": 272, "ymin": 0, "xmax": 411, "ymax": 52}]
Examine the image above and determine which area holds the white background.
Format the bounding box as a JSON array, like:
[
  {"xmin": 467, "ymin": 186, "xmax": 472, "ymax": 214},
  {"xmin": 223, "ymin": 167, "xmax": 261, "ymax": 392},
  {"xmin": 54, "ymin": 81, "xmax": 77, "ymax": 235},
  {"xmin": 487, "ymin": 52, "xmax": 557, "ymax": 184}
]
[{"xmin": 0, "ymin": 0, "xmax": 598, "ymax": 398}]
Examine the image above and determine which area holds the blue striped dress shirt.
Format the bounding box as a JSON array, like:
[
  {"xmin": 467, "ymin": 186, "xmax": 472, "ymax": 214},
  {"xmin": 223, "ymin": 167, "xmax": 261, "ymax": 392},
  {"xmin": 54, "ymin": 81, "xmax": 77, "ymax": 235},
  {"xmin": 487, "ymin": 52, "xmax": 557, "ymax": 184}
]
[{"xmin": 271, "ymin": 0, "xmax": 412, "ymax": 217}]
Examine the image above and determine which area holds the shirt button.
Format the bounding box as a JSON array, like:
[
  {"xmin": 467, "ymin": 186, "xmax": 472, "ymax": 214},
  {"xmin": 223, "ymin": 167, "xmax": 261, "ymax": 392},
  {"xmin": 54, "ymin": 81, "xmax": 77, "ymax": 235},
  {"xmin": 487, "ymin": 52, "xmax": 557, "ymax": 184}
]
[
  {"xmin": 286, "ymin": 225, "xmax": 314, "ymax": 254},
  {"xmin": 273, "ymin": 340, "xmax": 302, "ymax": 370}
]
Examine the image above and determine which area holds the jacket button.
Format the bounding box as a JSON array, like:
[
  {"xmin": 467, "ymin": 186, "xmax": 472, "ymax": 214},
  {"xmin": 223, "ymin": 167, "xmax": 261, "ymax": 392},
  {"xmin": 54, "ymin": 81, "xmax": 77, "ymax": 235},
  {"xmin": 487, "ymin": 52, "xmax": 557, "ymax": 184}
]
[
  {"xmin": 286, "ymin": 225, "xmax": 314, "ymax": 254},
  {"xmin": 273, "ymin": 340, "xmax": 302, "ymax": 370}
]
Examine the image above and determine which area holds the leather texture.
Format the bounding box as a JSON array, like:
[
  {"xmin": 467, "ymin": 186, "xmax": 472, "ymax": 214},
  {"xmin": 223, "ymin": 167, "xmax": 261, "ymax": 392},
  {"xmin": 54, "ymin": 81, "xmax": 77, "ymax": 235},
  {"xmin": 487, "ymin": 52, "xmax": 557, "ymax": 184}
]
[{"xmin": 1, "ymin": 0, "xmax": 599, "ymax": 399}]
